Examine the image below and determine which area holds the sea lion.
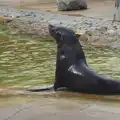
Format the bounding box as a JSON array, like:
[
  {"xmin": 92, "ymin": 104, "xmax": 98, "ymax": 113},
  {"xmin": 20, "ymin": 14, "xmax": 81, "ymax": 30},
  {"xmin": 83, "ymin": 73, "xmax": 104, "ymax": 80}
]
[
  {"xmin": 48, "ymin": 24, "xmax": 120, "ymax": 95},
  {"xmin": 28, "ymin": 24, "xmax": 120, "ymax": 95}
]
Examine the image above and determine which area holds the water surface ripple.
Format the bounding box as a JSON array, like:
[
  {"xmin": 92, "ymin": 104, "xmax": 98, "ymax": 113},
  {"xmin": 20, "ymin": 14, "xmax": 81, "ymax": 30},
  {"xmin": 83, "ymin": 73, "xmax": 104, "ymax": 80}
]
[{"xmin": 0, "ymin": 37, "xmax": 120, "ymax": 90}]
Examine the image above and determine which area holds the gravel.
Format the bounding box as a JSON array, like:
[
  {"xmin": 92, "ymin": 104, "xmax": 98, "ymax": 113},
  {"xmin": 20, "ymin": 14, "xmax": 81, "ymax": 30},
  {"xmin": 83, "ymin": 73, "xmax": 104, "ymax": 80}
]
[{"xmin": 0, "ymin": 6, "xmax": 120, "ymax": 48}]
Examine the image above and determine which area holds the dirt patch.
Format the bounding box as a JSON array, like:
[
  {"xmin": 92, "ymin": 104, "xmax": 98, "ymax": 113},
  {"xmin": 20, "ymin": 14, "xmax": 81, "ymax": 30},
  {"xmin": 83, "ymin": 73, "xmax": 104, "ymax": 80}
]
[{"xmin": 0, "ymin": 0, "xmax": 115, "ymax": 20}]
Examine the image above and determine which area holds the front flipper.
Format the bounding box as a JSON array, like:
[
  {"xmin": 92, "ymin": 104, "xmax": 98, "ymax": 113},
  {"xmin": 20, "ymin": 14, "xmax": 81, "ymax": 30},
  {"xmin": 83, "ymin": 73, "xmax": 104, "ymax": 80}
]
[{"xmin": 26, "ymin": 86, "xmax": 54, "ymax": 92}]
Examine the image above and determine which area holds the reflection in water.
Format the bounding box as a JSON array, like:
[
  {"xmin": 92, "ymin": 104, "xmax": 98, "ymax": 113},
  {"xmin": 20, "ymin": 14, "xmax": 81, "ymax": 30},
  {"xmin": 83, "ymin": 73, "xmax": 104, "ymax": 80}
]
[{"xmin": 0, "ymin": 36, "xmax": 120, "ymax": 90}]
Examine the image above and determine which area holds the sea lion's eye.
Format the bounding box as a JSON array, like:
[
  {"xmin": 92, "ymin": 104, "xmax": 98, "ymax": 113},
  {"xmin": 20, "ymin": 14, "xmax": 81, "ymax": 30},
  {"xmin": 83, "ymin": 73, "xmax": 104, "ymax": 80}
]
[{"xmin": 56, "ymin": 31, "xmax": 61, "ymax": 37}]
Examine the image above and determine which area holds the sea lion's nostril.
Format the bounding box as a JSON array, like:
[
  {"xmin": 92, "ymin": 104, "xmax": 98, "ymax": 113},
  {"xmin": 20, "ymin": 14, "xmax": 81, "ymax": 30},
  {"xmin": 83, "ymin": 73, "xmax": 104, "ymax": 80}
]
[{"xmin": 48, "ymin": 24, "xmax": 54, "ymax": 29}]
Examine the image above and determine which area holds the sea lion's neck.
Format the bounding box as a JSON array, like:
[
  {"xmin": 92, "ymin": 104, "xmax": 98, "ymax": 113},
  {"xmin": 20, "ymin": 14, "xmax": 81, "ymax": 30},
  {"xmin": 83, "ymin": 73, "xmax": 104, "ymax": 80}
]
[
  {"xmin": 56, "ymin": 42, "xmax": 88, "ymax": 70},
  {"xmin": 76, "ymin": 50, "xmax": 87, "ymax": 65},
  {"xmin": 77, "ymin": 58, "xmax": 88, "ymax": 67}
]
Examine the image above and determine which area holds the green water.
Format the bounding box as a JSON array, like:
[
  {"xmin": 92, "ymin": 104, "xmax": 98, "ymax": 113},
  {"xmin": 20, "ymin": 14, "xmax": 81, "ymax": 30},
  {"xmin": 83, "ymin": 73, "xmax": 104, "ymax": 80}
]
[{"xmin": 0, "ymin": 36, "xmax": 120, "ymax": 90}]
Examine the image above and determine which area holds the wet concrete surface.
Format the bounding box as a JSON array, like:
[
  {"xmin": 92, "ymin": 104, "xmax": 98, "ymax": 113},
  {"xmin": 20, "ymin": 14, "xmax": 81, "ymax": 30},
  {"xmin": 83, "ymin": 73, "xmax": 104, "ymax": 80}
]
[
  {"xmin": 0, "ymin": 91, "xmax": 120, "ymax": 120},
  {"xmin": 2, "ymin": 103, "xmax": 120, "ymax": 120}
]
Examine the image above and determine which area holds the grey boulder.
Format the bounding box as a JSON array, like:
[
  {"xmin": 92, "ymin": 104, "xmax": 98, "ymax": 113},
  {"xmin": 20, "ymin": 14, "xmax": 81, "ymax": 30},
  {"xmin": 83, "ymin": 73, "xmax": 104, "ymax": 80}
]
[{"xmin": 56, "ymin": 0, "xmax": 87, "ymax": 11}]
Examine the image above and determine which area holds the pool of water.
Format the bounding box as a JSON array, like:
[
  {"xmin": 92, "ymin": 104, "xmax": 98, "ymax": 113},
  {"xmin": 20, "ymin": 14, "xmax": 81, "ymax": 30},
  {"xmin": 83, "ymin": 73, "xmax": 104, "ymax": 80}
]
[{"xmin": 0, "ymin": 35, "xmax": 120, "ymax": 90}]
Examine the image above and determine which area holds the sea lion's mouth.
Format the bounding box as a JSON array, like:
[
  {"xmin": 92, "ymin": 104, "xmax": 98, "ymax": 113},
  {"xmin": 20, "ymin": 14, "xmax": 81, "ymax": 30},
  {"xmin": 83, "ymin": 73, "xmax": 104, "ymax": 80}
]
[
  {"xmin": 48, "ymin": 24, "xmax": 54, "ymax": 30},
  {"xmin": 48, "ymin": 24, "xmax": 57, "ymax": 39},
  {"xmin": 48, "ymin": 24, "xmax": 55, "ymax": 34}
]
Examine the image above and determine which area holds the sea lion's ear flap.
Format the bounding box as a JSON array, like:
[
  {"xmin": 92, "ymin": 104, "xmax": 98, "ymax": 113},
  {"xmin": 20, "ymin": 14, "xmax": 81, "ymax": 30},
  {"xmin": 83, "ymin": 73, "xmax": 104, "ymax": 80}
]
[{"xmin": 75, "ymin": 33, "xmax": 81, "ymax": 39}]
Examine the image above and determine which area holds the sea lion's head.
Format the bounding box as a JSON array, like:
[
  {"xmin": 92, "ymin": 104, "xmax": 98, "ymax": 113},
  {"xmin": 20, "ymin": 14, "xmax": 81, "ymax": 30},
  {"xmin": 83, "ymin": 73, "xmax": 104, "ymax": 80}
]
[
  {"xmin": 49, "ymin": 24, "xmax": 86, "ymax": 67},
  {"xmin": 49, "ymin": 24, "xmax": 78, "ymax": 47}
]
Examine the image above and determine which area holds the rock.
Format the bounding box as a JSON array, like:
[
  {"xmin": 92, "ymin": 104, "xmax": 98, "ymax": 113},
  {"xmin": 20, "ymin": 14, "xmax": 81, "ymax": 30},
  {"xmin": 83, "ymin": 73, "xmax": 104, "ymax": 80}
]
[
  {"xmin": 56, "ymin": 0, "xmax": 87, "ymax": 11},
  {"xmin": 79, "ymin": 34, "xmax": 88, "ymax": 41},
  {"xmin": 75, "ymin": 29, "xmax": 88, "ymax": 41},
  {"xmin": 0, "ymin": 17, "xmax": 5, "ymax": 23},
  {"xmin": 0, "ymin": 17, "xmax": 13, "ymax": 23}
]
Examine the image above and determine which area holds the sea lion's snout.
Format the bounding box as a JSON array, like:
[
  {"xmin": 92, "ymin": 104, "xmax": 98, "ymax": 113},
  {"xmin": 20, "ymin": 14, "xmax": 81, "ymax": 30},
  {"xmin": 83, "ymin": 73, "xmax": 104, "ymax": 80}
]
[
  {"xmin": 48, "ymin": 24, "xmax": 56, "ymax": 38},
  {"xmin": 48, "ymin": 24, "xmax": 55, "ymax": 30},
  {"xmin": 48, "ymin": 24, "xmax": 61, "ymax": 44}
]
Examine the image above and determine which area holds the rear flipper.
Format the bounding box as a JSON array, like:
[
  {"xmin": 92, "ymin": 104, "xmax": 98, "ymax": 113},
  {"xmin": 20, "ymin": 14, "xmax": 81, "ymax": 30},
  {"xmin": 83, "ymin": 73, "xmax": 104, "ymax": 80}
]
[{"xmin": 26, "ymin": 86, "xmax": 54, "ymax": 92}]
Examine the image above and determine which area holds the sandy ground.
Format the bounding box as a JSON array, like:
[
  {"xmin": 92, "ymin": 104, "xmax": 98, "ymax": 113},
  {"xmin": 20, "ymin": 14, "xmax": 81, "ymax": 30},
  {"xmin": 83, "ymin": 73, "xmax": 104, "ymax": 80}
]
[{"xmin": 0, "ymin": 0, "xmax": 115, "ymax": 20}]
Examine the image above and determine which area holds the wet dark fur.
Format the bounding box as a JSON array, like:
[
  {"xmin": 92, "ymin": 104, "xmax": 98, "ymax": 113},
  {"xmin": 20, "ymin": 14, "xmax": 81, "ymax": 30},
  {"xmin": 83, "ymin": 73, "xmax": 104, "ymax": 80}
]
[{"xmin": 27, "ymin": 25, "xmax": 120, "ymax": 95}]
